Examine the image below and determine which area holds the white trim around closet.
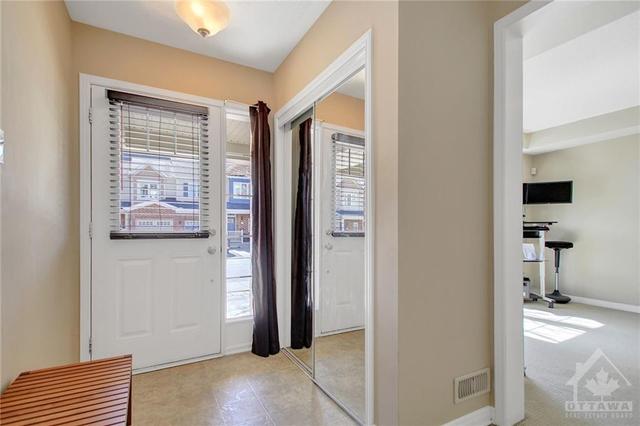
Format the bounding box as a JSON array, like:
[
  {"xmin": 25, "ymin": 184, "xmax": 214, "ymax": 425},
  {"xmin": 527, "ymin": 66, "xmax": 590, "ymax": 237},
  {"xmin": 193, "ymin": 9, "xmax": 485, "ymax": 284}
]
[{"xmin": 273, "ymin": 29, "xmax": 373, "ymax": 425}]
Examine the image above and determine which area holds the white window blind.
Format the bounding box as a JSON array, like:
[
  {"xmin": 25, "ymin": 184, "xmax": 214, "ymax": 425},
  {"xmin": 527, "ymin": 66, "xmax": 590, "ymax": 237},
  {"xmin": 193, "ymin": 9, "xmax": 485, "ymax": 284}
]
[
  {"xmin": 331, "ymin": 133, "xmax": 365, "ymax": 236},
  {"xmin": 107, "ymin": 90, "xmax": 211, "ymax": 239}
]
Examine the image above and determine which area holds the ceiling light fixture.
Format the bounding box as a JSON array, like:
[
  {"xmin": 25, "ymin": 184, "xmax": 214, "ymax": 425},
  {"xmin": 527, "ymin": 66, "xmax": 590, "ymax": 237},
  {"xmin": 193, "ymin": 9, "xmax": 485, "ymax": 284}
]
[{"xmin": 175, "ymin": 0, "xmax": 230, "ymax": 38}]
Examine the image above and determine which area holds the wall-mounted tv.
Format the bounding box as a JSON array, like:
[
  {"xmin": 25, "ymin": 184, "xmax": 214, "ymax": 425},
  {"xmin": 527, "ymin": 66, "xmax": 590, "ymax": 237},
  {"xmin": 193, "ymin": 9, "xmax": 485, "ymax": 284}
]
[{"xmin": 523, "ymin": 181, "xmax": 573, "ymax": 204}]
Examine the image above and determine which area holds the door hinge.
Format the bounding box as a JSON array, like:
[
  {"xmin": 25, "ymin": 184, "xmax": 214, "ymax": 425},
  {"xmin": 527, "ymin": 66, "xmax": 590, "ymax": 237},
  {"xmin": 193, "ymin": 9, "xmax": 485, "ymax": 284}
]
[
  {"xmin": 88, "ymin": 107, "xmax": 93, "ymax": 124},
  {"xmin": 89, "ymin": 222, "xmax": 93, "ymax": 239},
  {"xmin": 89, "ymin": 337, "xmax": 93, "ymax": 355}
]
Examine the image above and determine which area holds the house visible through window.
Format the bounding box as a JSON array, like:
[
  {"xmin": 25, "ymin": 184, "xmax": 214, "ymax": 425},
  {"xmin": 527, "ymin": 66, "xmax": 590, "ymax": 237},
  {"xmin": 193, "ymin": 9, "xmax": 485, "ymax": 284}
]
[
  {"xmin": 225, "ymin": 112, "xmax": 253, "ymax": 319},
  {"xmin": 107, "ymin": 90, "xmax": 210, "ymax": 238},
  {"xmin": 233, "ymin": 182, "xmax": 250, "ymax": 196},
  {"xmin": 332, "ymin": 133, "xmax": 365, "ymax": 235},
  {"xmin": 137, "ymin": 181, "xmax": 160, "ymax": 201}
]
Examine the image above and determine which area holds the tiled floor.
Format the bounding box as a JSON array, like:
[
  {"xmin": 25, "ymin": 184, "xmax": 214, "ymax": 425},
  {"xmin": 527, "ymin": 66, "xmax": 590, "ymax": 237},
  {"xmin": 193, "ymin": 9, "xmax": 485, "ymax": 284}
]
[
  {"xmin": 132, "ymin": 352, "xmax": 357, "ymax": 426},
  {"xmin": 286, "ymin": 330, "xmax": 365, "ymax": 422},
  {"xmin": 315, "ymin": 331, "xmax": 365, "ymax": 421}
]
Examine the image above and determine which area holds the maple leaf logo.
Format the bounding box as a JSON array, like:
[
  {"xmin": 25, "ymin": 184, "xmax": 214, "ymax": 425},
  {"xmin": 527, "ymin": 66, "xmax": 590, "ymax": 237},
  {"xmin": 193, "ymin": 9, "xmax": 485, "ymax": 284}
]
[{"xmin": 584, "ymin": 368, "xmax": 620, "ymax": 401}]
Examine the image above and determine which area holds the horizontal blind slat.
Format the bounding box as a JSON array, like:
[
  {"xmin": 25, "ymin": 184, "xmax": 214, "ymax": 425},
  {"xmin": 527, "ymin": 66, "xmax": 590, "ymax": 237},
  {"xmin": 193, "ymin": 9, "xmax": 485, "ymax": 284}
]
[
  {"xmin": 108, "ymin": 95, "xmax": 211, "ymax": 237},
  {"xmin": 332, "ymin": 134, "xmax": 366, "ymax": 235}
]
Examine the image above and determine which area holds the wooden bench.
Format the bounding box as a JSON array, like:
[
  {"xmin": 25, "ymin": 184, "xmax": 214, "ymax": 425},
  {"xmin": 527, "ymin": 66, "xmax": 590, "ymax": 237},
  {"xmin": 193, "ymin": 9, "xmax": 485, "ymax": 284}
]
[{"xmin": 0, "ymin": 355, "xmax": 132, "ymax": 425}]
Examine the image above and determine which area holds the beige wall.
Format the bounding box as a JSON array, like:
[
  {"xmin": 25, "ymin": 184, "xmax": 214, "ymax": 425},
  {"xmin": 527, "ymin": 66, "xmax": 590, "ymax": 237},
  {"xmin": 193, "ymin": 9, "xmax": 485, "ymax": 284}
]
[
  {"xmin": 1, "ymin": 0, "xmax": 75, "ymax": 389},
  {"xmin": 274, "ymin": 1, "xmax": 399, "ymax": 424},
  {"xmin": 525, "ymin": 136, "xmax": 640, "ymax": 306},
  {"xmin": 398, "ymin": 1, "xmax": 524, "ymax": 424},
  {"xmin": 0, "ymin": 0, "xmax": 3, "ymax": 384},
  {"xmin": 1, "ymin": 5, "xmax": 276, "ymax": 390},
  {"xmin": 316, "ymin": 92, "xmax": 365, "ymax": 131},
  {"xmin": 72, "ymin": 22, "xmax": 274, "ymax": 107}
]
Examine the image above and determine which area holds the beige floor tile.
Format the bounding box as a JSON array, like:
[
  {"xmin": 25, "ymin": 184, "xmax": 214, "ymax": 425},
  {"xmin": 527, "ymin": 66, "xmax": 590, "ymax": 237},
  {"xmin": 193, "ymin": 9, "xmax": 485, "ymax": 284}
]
[
  {"xmin": 219, "ymin": 398, "xmax": 269, "ymax": 424},
  {"xmin": 131, "ymin": 352, "xmax": 354, "ymax": 426}
]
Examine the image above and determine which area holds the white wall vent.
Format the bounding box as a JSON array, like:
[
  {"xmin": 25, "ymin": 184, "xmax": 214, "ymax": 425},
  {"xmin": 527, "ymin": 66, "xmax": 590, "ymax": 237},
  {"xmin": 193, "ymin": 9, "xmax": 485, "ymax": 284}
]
[{"xmin": 454, "ymin": 368, "xmax": 490, "ymax": 404}]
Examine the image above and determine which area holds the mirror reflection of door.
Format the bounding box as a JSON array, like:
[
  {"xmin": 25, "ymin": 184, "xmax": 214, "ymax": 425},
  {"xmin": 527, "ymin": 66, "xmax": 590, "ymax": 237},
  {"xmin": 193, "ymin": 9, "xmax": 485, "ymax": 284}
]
[
  {"xmin": 318, "ymin": 129, "xmax": 365, "ymax": 336},
  {"xmin": 313, "ymin": 69, "xmax": 366, "ymax": 421}
]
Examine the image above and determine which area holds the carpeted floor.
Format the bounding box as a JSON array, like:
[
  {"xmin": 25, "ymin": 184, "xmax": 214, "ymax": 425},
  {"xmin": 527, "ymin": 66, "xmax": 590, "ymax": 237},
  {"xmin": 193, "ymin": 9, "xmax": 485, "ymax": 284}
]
[{"xmin": 521, "ymin": 302, "xmax": 639, "ymax": 426}]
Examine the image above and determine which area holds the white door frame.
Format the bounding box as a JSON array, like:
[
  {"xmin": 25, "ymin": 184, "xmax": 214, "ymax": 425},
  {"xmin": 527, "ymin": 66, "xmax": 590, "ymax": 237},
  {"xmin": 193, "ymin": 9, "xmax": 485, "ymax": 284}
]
[
  {"xmin": 494, "ymin": 1, "xmax": 640, "ymax": 423},
  {"xmin": 273, "ymin": 30, "xmax": 373, "ymax": 424},
  {"xmin": 493, "ymin": 2, "xmax": 552, "ymax": 425},
  {"xmin": 79, "ymin": 74, "xmax": 226, "ymax": 367}
]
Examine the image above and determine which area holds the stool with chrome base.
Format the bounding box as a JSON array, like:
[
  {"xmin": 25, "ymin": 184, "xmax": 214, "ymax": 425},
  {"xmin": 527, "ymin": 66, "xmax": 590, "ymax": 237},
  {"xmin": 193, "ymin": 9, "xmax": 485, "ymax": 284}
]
[{"xmin": 545, "ymin": 240, "xmax": 573, "ymax": 303}]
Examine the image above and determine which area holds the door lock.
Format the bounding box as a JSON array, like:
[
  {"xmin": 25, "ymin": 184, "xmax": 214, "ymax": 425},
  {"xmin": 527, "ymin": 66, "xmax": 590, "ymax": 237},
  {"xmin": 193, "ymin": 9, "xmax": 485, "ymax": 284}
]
[{"xmin": 207, "ymin": 246, "xmax": 217, "ymax": 255}]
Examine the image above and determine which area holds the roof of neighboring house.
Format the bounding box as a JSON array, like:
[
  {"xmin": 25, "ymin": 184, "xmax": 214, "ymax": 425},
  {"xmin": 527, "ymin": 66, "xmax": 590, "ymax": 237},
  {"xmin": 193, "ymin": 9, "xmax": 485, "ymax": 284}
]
[
  {"xmin": 226, "ymin": 158, "xmax": 250, "ymax": 176},
  {"xmin": 122, "ymin": 200, "xmax": 199, "ymax": 214}
]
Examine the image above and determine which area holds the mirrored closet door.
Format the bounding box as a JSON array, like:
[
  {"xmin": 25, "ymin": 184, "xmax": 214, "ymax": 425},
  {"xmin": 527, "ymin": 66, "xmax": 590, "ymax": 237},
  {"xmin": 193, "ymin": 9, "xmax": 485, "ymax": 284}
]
[
  {"xmin": 287, "ymin": 107, "xmax": 316, "ymax": 373},
  {"xmin": 285, "ymin": 69, "xmax": 366, "ymax": 423}
]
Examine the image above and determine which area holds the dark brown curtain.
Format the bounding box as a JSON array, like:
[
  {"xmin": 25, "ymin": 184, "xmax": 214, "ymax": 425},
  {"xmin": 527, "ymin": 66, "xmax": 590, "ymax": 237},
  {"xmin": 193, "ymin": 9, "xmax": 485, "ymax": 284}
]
[
  {"xmin": 250, "ymin": 101, "xmax": 280, "ymax": 357},
  {"xmin": 291, "ymin": 118, "xmax": 313, "ymax": 349}
]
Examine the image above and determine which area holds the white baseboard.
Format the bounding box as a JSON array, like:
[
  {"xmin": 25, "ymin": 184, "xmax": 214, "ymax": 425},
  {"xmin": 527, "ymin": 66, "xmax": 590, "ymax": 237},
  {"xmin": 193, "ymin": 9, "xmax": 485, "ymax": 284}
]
[
  {"xmin": 566, "ymin": 295, "xmax": 640, "ymax": 314},
  {"xmin": 224, "ymin": 343, "xmax": 252, "ymax": 355},
  {"xmin": 442, "ymin": 406, "xmax": 494, "ymax": 426}
]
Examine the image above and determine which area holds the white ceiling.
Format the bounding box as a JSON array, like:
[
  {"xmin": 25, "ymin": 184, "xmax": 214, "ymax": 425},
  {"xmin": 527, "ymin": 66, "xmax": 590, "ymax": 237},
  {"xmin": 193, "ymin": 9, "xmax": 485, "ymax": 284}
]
[
  {"xmin": 65, "ymin": 0, "xmax": 331, "ymax": 72},
  {"xmin": 336, "ymin": 69, "xmax": 365, "ymax": 100},
  {"xmin": 523, "ymin": 9, "xmax": 640, "ymax": 133}
]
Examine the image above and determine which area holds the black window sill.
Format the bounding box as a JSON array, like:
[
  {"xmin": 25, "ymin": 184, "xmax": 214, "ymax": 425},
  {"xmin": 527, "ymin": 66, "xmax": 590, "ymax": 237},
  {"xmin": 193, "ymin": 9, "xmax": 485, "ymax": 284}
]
[
  {"xmin": 110, "ymin": 231, "xmax": 210, "ymax": 240},
  {"xmin": 330, "ymin": 232, "xmax": 365, "ymax": 238}
]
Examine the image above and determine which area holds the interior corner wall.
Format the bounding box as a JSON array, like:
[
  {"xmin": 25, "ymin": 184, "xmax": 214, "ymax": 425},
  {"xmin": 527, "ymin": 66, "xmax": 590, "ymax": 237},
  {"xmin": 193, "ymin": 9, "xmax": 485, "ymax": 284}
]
[
  {"xmin": 273, "ymin": 1, "xmax": 399, "ymax": 424},
  {"xmin": 524, "ymin": 135, "xmax": 640, "ymax": 307},
  {"xmin": 398, "ymin": 1, "xmax": 524, "ymax": 424},
  {"xmin": 1, "ymin": 0, "xmax": 76, "ymax": 390}
]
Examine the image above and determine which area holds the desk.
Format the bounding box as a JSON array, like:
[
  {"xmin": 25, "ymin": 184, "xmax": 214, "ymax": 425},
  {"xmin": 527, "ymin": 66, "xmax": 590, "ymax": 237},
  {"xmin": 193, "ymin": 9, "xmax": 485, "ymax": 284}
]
[{"xmin": 523, "ymin": 221, "xmax": 556, "ymax": 308}]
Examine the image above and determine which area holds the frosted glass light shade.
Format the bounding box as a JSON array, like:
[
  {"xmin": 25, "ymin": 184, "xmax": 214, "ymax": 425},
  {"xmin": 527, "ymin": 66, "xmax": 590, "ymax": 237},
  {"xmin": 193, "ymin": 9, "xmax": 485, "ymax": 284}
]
[{"xmin": 175, "ymin": 0, "xmax": 230, "ymax": 38}]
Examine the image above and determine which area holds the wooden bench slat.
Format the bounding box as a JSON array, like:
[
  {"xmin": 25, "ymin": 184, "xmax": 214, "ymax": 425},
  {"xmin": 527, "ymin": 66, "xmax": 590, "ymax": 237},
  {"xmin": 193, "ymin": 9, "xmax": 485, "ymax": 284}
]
[
  {"xmin": 0, "ymin": 383, "xmax": 130, "ymax": 412},
  {"xmin": 1, "ymin": 386, "xmax": 130, "ymax": 417},
  {"xmin": 3, "ymin": 394, "xmax": 129, "ymax": 423},
  {"xmin": 7, "ymin": 407, "xmax": 129, "ymax": 426},
  {"xmin": 16, "ymin": 356, "xmax": 130, "ymax": 377},
  {"xmin": 3, "ymin": 371, "xmax": 132, "ymax": 397},
  {"xmin": 0, "ymin": 356, "xmax": 132, "ymax": 426},
  {"xmin": 9, "ymin": 363, "xmax": 131, "ymax": 388},
  {"xmin": 1, "ymin": 376, "xmax": 131, "ymax": 404},
  {"xmin": 15, "ymin": 358, "xmax": 130, "ymax": 382},
  {"xmin": 48, "ymin": 408, "xmax": 129, "ymax": 426},
  {"xmin": 4, "ymin": 367, "xmax": 131, "ymax": 393}
]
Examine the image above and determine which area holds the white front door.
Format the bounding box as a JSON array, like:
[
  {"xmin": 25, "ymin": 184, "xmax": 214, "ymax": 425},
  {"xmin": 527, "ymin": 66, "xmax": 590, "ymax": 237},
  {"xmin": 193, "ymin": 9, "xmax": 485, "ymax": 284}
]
[
  {"xmin": 317, "ymin": 124, "xmax": 365, "ymax": 335},
  {"xmin": 90, "ymin": 85, "xmax": 222, "ymax": 370}
]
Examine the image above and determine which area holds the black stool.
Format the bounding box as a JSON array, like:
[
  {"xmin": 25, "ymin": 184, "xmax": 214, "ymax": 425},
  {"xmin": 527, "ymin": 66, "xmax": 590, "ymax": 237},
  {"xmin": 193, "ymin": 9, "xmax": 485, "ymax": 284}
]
[{"xmin": 545, "ymin": 241, "xmax": 573, "ymax": 303}]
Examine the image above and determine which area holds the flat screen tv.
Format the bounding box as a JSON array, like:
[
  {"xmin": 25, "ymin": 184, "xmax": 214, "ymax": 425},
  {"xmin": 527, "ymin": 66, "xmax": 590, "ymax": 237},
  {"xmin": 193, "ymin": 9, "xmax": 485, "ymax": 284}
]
[{"xmin": 523, "ymin": 181, "xmax": 573, "ymax": 204}]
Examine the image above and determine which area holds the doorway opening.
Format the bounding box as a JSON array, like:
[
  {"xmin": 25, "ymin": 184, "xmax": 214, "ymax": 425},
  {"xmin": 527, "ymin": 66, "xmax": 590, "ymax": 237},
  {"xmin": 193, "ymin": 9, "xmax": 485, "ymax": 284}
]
[{"xmin": 494, "ymin": 2, "xmax": 640, "ymax": 424}]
